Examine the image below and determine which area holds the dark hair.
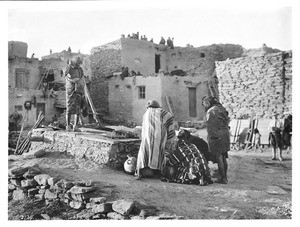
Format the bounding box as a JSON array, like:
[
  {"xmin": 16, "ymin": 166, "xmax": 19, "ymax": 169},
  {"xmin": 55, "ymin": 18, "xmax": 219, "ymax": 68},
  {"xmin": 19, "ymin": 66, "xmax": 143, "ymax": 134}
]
[
  {"xmin": 254, "ymin": 128, "xmax": 259, "ymax": 134},
  {"xmin": 202, "ymin": 96, "xmax": 220, "ymax": 111},
  {"xmin": 177, "ymin": 129, "xmax": 191, "ymax": 140},
  {"xmin": 147, "ymin": 100, "xmax": 160, "ymax": 108}
]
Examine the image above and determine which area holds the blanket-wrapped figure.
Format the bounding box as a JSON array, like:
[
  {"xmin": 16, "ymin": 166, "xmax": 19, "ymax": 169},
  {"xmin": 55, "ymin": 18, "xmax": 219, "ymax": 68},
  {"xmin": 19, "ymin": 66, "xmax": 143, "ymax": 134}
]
[{"xmin": 162, "ymin": 137, "xmax": 213, "ymax": 186}]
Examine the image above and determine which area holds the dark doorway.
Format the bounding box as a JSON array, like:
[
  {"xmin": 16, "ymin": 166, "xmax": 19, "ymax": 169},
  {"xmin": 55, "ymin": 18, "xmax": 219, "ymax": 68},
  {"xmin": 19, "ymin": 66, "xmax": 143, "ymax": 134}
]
[
  {"xmin": 36, "ymin": 103, "xmax": 46, "ymax": 124},
  {"xmin": 155, "ymin": 54, "xmax": 161, "ymax": 73},
  {"xmin": 188, "ymin": 88, "xmax": 197, "ymax": 117}
]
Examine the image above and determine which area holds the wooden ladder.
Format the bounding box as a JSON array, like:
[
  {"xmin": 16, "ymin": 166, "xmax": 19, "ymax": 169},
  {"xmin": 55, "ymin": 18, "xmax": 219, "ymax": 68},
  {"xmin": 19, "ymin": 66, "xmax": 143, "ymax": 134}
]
[
  {"xmin": 84, "ymin": 80, "xmax": 104, "ymax": 128},
  {"xmin": 207, "ymin": 81, "xmax": 218, "ymax": 99},
  {"xmin": 165, "ymin": 96, "xmax": 175, "ymax": 116},
  {"xmin": 36, "ymin": 67, "xmax": 51, "ymax": 90}
]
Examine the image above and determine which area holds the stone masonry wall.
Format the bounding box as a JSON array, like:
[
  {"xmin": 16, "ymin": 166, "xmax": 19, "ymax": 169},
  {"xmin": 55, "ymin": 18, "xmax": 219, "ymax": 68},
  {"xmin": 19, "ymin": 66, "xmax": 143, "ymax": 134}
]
[
  {"xmin": 90, "ymin": 40, "xmax": 122, "ymax": 115},
  {"xmin": 167, "ymin": 44, "xmax": 244, "ymax": 78},
  {"xmin": 30, "ymin": 131, "xmax": 140, "ymax": 169},
  {"xmin": 283, "ymin": 52, "xmax": 292, "ymax": 112},
  {"xmin": 215, "ymin": 51, "xmax": 292, "ymax": 119}
]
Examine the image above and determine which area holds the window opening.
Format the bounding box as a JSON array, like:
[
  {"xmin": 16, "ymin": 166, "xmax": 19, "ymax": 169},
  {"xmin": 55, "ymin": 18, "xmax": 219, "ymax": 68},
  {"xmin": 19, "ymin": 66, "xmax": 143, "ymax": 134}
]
[{"xmin": 138, "ymin": 86, "xmax": 146, "ymax": 99}]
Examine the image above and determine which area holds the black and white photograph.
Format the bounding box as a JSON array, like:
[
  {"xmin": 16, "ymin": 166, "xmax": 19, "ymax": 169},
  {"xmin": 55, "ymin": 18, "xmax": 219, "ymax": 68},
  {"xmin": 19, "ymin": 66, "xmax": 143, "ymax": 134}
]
[{"xmin": 1, "ymin": 0, "xmax": 299, "ymax": 225}]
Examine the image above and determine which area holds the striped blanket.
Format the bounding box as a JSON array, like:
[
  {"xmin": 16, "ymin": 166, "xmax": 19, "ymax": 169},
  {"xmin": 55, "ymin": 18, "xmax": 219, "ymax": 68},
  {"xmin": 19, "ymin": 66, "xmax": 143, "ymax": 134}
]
[
  {"xmin": 136, "ymin": 107, "xmax": 175, "ymax": 176},
  {"xmin": 163, "ymin": 139, "xmax": 212, "ymax": 185}
]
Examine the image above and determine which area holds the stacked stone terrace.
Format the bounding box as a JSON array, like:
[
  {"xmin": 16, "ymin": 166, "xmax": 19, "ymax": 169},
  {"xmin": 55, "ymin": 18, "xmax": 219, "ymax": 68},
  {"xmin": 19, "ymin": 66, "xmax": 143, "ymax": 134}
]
[
  {"xmin": 216, "ymin": 51, "xmax": 292, "ymax": 119},
  {"xmin": 29, "ymin": 130, "xmax": 140, "ymax": 170}
]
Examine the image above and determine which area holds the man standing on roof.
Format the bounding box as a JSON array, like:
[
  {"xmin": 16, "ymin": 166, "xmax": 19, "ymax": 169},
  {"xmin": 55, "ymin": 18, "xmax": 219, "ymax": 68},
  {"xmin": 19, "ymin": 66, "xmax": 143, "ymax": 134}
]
[
  {"xmin": 167, "ymin": 37, "xmax": 174, "ymax": 49},
  {"xmin": 159, "ymin": 36, "xmax": 166, "ymax": 45}
]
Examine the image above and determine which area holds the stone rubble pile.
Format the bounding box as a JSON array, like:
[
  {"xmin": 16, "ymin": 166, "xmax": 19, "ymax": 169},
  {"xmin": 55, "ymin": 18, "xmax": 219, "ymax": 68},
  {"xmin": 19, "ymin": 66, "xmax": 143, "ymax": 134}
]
[
  {"xmin": 8, "ymin": 164, "xmax": 184, "ymax": 220},
  {"xmin": 216, "ymin": 51, "xmax": 292, "ymax": 119}
]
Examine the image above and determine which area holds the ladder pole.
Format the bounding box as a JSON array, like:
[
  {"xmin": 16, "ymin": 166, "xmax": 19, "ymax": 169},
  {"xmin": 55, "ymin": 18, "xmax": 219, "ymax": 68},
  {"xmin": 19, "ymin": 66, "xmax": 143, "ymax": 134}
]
[
  {"xmin": 84, "ymin": 82, "xmax": 104, "ymax": 128},
  {"xmin": 37, "ymin": 67, "xmax": 50, "ymax": 90}
]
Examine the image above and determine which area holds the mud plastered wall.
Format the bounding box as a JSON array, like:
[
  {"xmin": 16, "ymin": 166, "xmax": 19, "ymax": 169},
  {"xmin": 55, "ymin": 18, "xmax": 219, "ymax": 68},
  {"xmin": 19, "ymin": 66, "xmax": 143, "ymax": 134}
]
[
  {"xmin": 120, "ymin": 38, "xmax": 164, "ymax": 75},
  {"xmin": 8, "ymin": 41, "xmax": 28, "ymax": 58},
  {"xmin": 108, "ymin": 74, "xmax": 216, "ymax": 124},
  {"xmin": 160, "ymin": 75, "xmax": 211, "ymax": 122},
  {"xmin": 215, "ymin": 51, "xmax": 292, "ymax": 119},
  {"xmin": 9, "ymin": 57, "xmax": 41, "ymax": 90},
  {"xmin": 9, "ymin": 57, "xmax": 43, "ymax": 126},
  {"xmin": 108, "ymin": 76, "xmax": 163, "ymax": 125},
  {"xmin": 91, "ymin": 40, "xmax": 245, "ymax": 122}
]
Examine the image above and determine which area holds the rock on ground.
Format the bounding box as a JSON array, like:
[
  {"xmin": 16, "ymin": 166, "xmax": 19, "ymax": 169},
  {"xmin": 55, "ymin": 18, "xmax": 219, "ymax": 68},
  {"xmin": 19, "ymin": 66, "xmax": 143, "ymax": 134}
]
[{"xmin": 112, "ymin": 199, "xmax": 135, "ymax": 215}]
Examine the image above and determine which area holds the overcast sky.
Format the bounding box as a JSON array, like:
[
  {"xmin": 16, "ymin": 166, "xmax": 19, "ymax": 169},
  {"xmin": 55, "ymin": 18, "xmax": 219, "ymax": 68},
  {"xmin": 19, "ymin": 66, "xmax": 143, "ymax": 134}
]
[{"xmin": 4, "ymin": 0, "xmax": 295, "ymax": 59}]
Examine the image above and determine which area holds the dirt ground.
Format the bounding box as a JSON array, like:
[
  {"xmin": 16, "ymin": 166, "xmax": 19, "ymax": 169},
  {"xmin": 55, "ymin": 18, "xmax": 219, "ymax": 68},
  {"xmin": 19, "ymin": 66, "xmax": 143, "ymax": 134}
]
[{"xmin": 8, "ymin": 144, "xmax": 292, "ymax": 220}]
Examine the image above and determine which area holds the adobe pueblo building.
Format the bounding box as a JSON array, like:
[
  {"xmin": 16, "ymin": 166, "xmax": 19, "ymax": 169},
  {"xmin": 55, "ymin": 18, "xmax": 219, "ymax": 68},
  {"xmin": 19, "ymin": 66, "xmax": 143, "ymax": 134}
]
[
  {"xmin": 9, "ymin": 38, "xmax": 292, "ymax": 129},
  {"xmin": 8, "ymin": 41, "xmax": 90, "ymax": 127},
  {"xmin": 8, "ymin": 37, "xmax": 292, "ymax": 164},
  {"xmin": 89, "ymin": 37, "xmax": 245, "ymax": 126}
]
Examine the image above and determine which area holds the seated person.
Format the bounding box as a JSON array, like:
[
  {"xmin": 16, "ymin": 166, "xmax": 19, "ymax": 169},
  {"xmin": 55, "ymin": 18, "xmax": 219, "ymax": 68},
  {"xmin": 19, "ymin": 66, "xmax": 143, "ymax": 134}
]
[
  {"xmin": 177, "ymin": 129, "xmax": 216, "ymax": 163},
  {"xmin": 162, "ymin": 130, "xmax": 213, "ymax": 185}
]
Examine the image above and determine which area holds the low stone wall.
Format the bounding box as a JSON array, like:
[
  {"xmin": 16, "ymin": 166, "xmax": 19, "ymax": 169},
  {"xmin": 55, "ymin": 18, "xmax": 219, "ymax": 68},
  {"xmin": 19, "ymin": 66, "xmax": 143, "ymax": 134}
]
[{"xmin": 30, "ymin": 131, "xmax": 141, "ymax": 169}]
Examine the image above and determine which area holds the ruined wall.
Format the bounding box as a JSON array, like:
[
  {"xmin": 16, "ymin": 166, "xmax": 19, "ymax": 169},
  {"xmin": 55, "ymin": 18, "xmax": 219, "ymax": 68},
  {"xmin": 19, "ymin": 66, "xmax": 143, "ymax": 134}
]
[
  {"xmin": 42, "ymin": 50, "xmax": 88, "ymax": 62},
  {"xmin": 166, "ymin": 44, "xmax": 244, "ymax": 77},
  {"xmin": 216, "ymin": 51, "xmax": 292, "ymax": 119},
  {"xmin": 42, "ymin": 54, "xmax": 91, "ymax": 80},
  {"xmin": 90, "ymin": 40, "xmax": 122, "ymax": 114},
  {"xmin": 41, "ymin": 58, "xmax": 67, "ymax": 84},
  {"xmin": 242, "ymin": 44, "xmax": 281, "ymax": 57}
]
